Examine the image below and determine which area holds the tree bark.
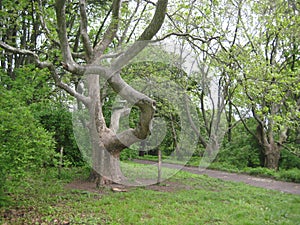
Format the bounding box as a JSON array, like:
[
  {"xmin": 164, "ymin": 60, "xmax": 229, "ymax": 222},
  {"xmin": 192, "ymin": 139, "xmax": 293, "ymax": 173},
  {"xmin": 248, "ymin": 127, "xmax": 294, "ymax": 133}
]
[
  {"xmin": 256, "ymin": 124, "xmax": 286, "ymax": 170},
  {"xmin": 264, "ymin": 143, "xmax": 280, "ymax": 170}
]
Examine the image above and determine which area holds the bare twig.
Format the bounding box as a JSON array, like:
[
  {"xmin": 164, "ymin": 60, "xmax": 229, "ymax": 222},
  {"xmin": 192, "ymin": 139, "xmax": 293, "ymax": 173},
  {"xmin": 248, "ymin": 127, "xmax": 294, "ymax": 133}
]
[
  {"xmin": 37, "ymin": 0, "xmax": 60, "ymax": 46},
  {"xmin": 151, "ymin": 32, "xmax": 220, "ymax": 43},
  {"xmin": 119, "ymin": 0, "xmax": 141, "ymax": 44}
]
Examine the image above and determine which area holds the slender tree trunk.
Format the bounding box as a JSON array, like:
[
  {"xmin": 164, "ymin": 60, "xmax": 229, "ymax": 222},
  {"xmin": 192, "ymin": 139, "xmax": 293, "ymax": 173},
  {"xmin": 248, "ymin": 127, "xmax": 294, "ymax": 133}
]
[
  {"xmin": 296, "ymin": 127, "xmax": 300, "ymax": 145},
  {"xmin": 170, "ymin": 116, "xmax": 179, "ymax": 158},
  {"xmin": 227, "ymin": 101, "xmax": 232, "ymax": 142}
]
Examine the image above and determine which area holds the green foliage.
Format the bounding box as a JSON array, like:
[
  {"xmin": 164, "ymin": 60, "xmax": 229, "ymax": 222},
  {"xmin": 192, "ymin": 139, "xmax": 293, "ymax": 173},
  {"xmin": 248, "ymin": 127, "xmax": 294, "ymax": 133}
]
[
  {"xmin": 0, "ymin": 90, "xmax": 55, "ymax": 171},
  {"xmin": 243, "ymin": 167, "xmax": 276, "ymax": 177},
  {"xmin": 217, "ymin": 119, "xmax": 262, "ymax": 169},
  {"xmin": 0, "ymin": 87, "xmax": 55, "ymax": 205},
  {"xmin": 1, "ymin": 67, "xmax": 82, "ymax": 166},
  {"xmin": 120, "ymin": 148, "xmax": 138, "ymax": 161},
  {"xmin": 0, "ymin": 67, "xmax": 84, "ymax": 204},
  {"xmin": 32, "ymin": 103, "xmax": 83, "ymax": 166},
  {"xmin": 277, "ymin": 168, "xmax": 300, "ymax": 183},
  {"xmin": 279, "ymin": 150, "xmax": 300, "ymax": 170},
  {"xmin": 243, "ymin": 167, "xmax": 300, "ymax": 183},
  {"xmin": 120, "ymin": 60, "xmax": 189, "ymax": 157}
]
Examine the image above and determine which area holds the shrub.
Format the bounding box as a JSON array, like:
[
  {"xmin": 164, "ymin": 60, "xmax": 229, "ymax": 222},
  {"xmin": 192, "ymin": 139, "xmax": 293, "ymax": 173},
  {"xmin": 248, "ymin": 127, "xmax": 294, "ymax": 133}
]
[
  {"xmin": 243, "ymin": 167, "xmax": 276, "ymax": 177},
  {"xmin": 0, "ymin": 89, "xmax": 55, "ymax": 204},
  {"xmin": 120, "ymin": 148, "xmax": 138, "ymax": 160},
  {"xmin": 277, "ymin": 168, "xmax": 300, "ymax": 183},
  {"xmin": 217, "ymin": 119, "xmax": 262, "ymax": 169},
  {"xmin": 279, "ymin": 150, "xmax": 300, "ymax": 170}
]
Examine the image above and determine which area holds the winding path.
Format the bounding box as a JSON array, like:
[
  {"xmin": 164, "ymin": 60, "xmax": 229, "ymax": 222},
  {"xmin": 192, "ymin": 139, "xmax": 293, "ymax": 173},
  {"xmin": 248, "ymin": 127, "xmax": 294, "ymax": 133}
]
[{"xmin": 134, "ymin": 159, "xmax": 300, "ymax": 195}]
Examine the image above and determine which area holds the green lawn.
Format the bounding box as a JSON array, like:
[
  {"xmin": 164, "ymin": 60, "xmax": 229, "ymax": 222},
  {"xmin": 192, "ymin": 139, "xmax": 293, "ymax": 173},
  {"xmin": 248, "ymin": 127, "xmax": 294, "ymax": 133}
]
[{"xmin": 1, "ymin": 165, "xmax": 300, "ymax": 225}]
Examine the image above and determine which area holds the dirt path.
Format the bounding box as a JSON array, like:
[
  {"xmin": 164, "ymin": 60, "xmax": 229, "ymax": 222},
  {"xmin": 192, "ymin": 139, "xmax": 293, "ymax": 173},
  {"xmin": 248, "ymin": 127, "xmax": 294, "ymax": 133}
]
[{"xmin": 134, "ymin": 159, "xmax": 300, "ymax": 195}]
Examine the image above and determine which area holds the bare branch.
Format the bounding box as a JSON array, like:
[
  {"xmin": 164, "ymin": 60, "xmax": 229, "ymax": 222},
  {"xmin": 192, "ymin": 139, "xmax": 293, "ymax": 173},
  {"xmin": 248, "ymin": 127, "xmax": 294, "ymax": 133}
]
[
  {"xmin": 137, "ymin": 0, "xmax": 168, "ymax": 41},
  {"xmin": 110, "ymin": 106, "xmax": 131, "ymax": 133},
  {"xmin": 107, "ymin": 71, "xmax": 155, "ymax": 141},
  {"xmin": 94, "ymin": 0, "xmax": 121, "ymax": 58},
  {"xmin": 231, "ymin": 101, "xmax": 257, "ymax": 139},
  {"xmin": 37, "ymin": 0, "xmax": 60, "ymax": 46},
  {"xmin": 98, "ymin": 51, "xmax": 123, "ymax": 60},
  {"xmin": 93, "ymin": 6, "xmax": 112, "ymax": 48},
  {"xmin": 126, "ymin": 2, "xmax": 148, "ymax": 43},
  {"xmin": 0, "ymin": 40, "xmax": 51, "ymax": 69},
  {"xmin": 119, "ymin": 0, "xmax": 141, "ymax": 44},
  {"xmin": 79, "ymin": 0, "xmax": 93, "ymax": 61},
  {"xmin": 0, "ymin": 40, "xmax": 90, "ymax": 105},
  {"xmin": 151, "ymin": 32, "xmax": 220, "ymax": 43},
  {"xmin": 55, "ymin": 0, "xmax": 76, "ymax": 69},
  {"xmin": 72, "ymin": 51, "xmax": 85, "ymax": 60},
  {"xmin": 184, "ymin": 95, "xmax": 207, "ymax": 148},
  {"xmin": 113, "ymin": 0, "xmax": 168, "ymax": 69},
  {"xmin": 52, "ymin": 69, "xmax": 91, "ymax": 105}
]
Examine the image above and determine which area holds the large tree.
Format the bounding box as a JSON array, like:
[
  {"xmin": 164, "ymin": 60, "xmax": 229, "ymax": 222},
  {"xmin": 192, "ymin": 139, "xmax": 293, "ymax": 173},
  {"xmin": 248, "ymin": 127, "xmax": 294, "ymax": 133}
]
[{"xmin": 0, "ymin": 0, "xmax": 168, "ymax": 185}]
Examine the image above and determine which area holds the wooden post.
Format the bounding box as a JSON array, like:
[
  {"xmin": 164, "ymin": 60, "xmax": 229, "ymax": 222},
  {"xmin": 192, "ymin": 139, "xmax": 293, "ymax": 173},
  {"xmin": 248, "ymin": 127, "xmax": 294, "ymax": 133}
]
[
  {"xmin": 157, "ymin": 149, "xmax": 162, "ymax": 184},
  {"xmin": 58, "ymin": 146, "xmax": 63, "ymax": 179}
]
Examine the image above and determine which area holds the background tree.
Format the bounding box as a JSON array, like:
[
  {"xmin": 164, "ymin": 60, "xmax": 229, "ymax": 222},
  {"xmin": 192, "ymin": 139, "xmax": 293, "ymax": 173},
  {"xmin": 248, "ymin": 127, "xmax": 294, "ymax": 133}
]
[
  {"xmin": 225, "ymin": 0, "xmax": 300, "ymax": 170},
  {"xmin": 161, "ymin": 0, "xmax": 300, "ymax": 169}
]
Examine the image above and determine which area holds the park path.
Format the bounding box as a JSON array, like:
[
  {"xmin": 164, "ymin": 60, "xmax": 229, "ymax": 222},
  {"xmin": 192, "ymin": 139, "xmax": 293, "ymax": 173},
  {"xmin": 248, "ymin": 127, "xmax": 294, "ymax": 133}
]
[{"xmin": 134, "ymin": 159, "xmax": 300, "ymax": 195}]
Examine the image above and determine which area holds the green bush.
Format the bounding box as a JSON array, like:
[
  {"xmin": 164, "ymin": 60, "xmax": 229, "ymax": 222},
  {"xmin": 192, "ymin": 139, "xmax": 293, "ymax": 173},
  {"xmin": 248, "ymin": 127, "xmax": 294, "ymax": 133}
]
[
  {"xmin": 277, "ymin": 168, "xmax": 300, "ymax": 183},
  {"xmin": 120, "ymin": 148, "xmax": 138, "ymax": 160},
  {"xmin": 243, "ymin": 167, "xmax": 276, "ymax": 177},
  {"xmin": 32, "ymin": 103, "xmax": 83, "ymax": 165},
  {"xmin": 217, "ymin": 119, "xmax": 262, "ymax": 169},
  {"xmin": 279, "ymin": 150, "xmax": 300, "ymax": 170},
  {"xmin": 0, "ymin": 89, "xmax": 55, "ymax": 204}
]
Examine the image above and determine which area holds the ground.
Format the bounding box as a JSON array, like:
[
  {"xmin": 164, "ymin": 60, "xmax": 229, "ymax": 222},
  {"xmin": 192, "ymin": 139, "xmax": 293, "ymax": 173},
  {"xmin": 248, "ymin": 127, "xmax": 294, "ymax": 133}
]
[
  {"xmin": 1, "ymin": 161, "xmax": 300, "ymax": 224},
  {"xmin": 65, "ymin": 160, "xmax": 300, "ymax": 195}
]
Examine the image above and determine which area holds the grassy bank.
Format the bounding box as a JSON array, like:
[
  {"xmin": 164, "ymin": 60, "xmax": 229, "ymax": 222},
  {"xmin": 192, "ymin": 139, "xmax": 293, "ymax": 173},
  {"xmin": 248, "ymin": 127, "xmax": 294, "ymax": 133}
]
[{"xmin": 1, "ymin": 164, "xmax": 300, "ymax": 224}]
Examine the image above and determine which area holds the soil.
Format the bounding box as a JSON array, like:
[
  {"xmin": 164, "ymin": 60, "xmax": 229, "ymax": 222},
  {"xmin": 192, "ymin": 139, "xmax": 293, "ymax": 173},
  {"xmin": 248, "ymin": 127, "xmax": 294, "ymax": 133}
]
[{"xmin": 65, "ymin": 160, "xmax": 300, "ymax": 195}]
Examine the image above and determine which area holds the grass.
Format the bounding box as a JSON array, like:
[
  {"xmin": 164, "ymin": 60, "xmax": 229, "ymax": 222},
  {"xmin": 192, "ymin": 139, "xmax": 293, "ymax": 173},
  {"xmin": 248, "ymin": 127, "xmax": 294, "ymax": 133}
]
[
  {"xmin": 138, "ymin": 155, "xmax": 300, "ymax": 183},
  {"xmin": 1, "ymin": 164, "xmax": 300, "ymax": 225}
]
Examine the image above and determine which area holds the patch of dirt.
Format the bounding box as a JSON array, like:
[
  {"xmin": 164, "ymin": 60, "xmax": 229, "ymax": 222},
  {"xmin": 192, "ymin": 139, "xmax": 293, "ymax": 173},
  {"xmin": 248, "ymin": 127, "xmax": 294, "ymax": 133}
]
[
  {"xmin": 65, "ymin": 180, "xmax": 100, "ymax": 193},
  {"xmin": 65, "ymin": 179, "xmax": 191, "ymax": 194},
  {"xmin": 146, "ymin": 181, "xmax": 192, "ymax": 192},
  {"xmin": 65, "ymin": 180, "xmax": 133, "ymax": 194}
]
